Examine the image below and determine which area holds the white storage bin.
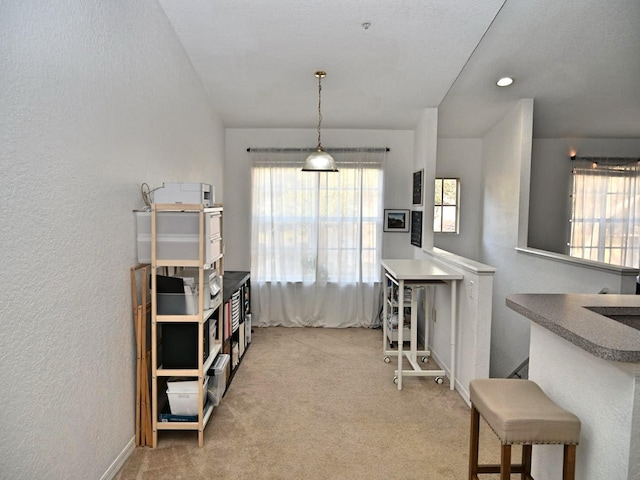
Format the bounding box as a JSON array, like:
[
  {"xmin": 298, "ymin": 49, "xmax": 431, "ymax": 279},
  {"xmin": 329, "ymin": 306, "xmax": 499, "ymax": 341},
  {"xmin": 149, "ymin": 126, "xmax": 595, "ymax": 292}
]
[
  {"xmin": 207, "ymin": 354, "xmax": 229, "ymax": 407},
  {"xmin": 157, "ymin": 290, "xmax": 198, "ymax": 315},
  {"xmin": 209, "ymin": 238, "xmax": 222, "ymax": 262},
  {"xmin": 135, "ymin": 211, "xmax": 221, "ymax": 264},
  {"xmin": 166, "ymin": 377, "xmax": 208, "ymax": 415},
  {"xmin": 245, "ymin": 313, "xmax": 252, "ymax": 344},
  {"xmin": 209, "ymin": 213, "xmax": 221, "ymax": 237}
]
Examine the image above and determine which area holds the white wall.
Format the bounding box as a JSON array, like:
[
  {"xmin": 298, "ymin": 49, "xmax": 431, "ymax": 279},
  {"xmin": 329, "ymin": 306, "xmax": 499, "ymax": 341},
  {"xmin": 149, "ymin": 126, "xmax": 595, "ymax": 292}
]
[
  {"xmin": 477, "ymin": 100, "xmax": 638, "ymax": 377},
  {"xmin": 412, "ymin": 109, "xmax": 439, "ymax": 254},
  {"xmin": 412, "ymin": 109, "xmax": 496, "ymax": 403},
  {"xmin": 529, "ymin": 137, "xmax": 640, "ymax": 254},
  {"xmin": 479, "ymin": 99, "xmax": 534, "ymax": 376},
  {"xmin": 435, "ymin": 138, "xmax": 483, "ymax": 260},
  {"xmin": 223, "ymin": 128, "xmax": 415, "ymax": 270},
  {"xmin": 0, "ymin": 2, "xmax": 224, "ymax": 478}
]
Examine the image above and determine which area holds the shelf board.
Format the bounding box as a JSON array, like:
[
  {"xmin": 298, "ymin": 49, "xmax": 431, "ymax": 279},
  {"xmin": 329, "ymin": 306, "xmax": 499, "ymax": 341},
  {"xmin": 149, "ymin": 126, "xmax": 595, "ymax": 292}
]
[
  {"xmin": 203, "ymin": 308, "xmax": 215, "ymax": 322},
  {"xmin": 155, "ymin": 303, "xmax": 220, "ymax": 324},
  {"xmin": 154, "ymin": 260, "xmax": 201, "ymax": 268},
  {"xmin": 156, "ymin": 367, "xmax": 200, "ymax": 377},
  {"xmin": 153, "ymin": 203, "xmax": 203, "ymax": 212},
  {"xmin": 155, "ymin": 314, "xmax": 201, "ymax": 323},
  {"xmin": 156, "ymin": 403, "xmax": 214, "ymax": 430},
  {"xmin": 157, "ymin": 420, "xmax": 199, "ymax": 430}
]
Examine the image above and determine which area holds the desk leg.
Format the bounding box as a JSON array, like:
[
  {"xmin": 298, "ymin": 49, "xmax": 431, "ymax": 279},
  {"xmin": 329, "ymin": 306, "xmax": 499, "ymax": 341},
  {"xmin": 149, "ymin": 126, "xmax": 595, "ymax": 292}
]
[
  {"xmin": 424, "ymin": 286, "xmax": 431, "ymax": 360},
  {"xmin": 410, "ymin": 286, "xmax": 418, "ymax": 364},
  {"xmin": 382, "ymin": 272, "xmax": 388, "ymax": 354},
  {"xmin": 449, "ymin": 280, "xmax": 457, "ymax": 391},
  {"xmin": 397, "ymin": 279, "xmax": 404, "ymax": 390}
]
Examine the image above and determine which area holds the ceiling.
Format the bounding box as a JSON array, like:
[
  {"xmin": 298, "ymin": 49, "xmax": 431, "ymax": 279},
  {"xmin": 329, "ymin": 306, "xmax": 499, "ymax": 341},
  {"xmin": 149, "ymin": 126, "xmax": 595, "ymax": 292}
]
[{"xmin": 158, "ymin": 0, "xmax": 640, "ymax": 139}]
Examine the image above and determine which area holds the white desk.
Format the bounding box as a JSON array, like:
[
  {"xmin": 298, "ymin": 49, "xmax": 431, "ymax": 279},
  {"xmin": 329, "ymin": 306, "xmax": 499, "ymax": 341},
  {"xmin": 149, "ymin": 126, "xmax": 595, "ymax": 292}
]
[{"xmin": 381, "ymin": 259, "xmax": 463, "ymax": 390}]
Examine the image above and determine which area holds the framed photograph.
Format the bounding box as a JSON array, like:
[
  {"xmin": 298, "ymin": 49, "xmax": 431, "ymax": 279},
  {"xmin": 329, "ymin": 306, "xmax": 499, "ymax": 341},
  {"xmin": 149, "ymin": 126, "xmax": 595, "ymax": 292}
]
[
  {"xmin": 410, "ymin": 210, "xmax": 423, "ymax": 247},
  {"xmin": 412, "ymin": 169, "xmax": 424, "ymax": 206},
  {"xmin": 384, "ymin": 209, "xmax": 410, "ymax": 232}
]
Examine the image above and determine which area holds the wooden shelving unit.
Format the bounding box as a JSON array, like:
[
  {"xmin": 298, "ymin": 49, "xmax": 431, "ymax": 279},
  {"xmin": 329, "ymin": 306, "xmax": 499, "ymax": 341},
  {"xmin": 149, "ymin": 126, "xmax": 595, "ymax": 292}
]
[{"xmin": 149, "ymin": 203, "xmax": 224, "ymax": 448}]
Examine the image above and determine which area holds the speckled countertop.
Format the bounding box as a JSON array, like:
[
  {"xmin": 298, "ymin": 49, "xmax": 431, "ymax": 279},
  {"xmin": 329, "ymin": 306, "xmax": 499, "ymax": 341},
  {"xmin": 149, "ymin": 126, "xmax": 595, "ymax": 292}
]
[{"xmin": 506, "ymin": 294, "xmax": 640, "ymax": 363}]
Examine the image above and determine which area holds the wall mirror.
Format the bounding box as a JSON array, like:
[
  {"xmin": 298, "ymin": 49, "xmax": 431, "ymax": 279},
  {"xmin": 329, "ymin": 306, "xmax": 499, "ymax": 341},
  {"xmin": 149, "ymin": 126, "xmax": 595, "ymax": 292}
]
[{"xmin": 438, "ymin": 0, "xmax": 640, "ymax": 263}]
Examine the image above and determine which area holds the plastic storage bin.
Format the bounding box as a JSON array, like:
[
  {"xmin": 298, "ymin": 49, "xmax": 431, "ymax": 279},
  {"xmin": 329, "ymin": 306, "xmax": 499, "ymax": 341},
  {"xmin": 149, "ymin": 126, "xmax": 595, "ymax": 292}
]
[
  {"xmin": 245, "ymin": 313, "xmax": 252, "ymax": 345},
  {"xmin": 157, "ymin": 291, "xmax": 199, "ymax": 315},
  {"xmin": 166, "ymin": 377, "xmax": 209, "ymax": 415},
  {"xmin": 135, "ymin": 210, "xmax": 222, "ymax": 264},
  {"xmin": 207, "ymin": 354, "xmax": 230, "ymax": 407}
]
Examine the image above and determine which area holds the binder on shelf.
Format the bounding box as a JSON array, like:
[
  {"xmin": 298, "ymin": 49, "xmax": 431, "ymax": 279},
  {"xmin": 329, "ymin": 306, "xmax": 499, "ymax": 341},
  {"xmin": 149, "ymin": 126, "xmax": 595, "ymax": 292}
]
[
  {"xmin": 231, "ymin": 291, "xmax": 241, "ymax": 332},
  {"xmin": 224, "ymin": 301, "xmax": 232, "ymax": 340},
  {"xmin": 159, "ymin": 412, "xmax": 198, "ymax": 423}
]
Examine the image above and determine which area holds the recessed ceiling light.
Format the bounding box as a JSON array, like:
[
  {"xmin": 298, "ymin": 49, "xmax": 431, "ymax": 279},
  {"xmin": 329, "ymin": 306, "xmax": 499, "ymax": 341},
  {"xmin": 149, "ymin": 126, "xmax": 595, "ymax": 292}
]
[{"xmin": 496, "ymin": 77, "xmax": 514, "ymax": 87}]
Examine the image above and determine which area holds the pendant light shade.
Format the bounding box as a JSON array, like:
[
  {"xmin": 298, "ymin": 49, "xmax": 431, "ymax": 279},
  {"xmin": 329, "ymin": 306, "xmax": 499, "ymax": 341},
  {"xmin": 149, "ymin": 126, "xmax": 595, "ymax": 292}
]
[
  {"xmin": 302, "ymin": 71, "xmax": 338, "ymax": 172},
  {"xmin": 303, "ymin": 146, "xmax": 337, "ymax": 172}
]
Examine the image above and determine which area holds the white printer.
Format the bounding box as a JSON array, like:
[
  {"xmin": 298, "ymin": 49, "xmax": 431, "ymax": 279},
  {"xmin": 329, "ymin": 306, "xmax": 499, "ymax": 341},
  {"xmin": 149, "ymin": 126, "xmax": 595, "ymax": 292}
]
[{"xmin": 154, "ymin": 182, "xmax": 214, "ymax": 206}]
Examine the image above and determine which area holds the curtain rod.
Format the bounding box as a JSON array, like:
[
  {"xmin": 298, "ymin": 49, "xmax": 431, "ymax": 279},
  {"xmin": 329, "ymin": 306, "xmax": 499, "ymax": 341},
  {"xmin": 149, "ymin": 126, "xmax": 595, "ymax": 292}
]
[
  {"xmin": 247, "ymin": 147, "xmax": 390, "ymax": 153},
  {"xmin": 572, "ymin": 156, "xmax": 639, "ymax": 162}
]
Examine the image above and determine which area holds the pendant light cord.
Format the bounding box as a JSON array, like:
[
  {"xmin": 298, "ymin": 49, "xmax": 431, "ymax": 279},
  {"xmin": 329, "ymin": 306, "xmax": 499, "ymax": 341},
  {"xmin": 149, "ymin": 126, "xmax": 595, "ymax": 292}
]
[{"xmin": 317, "ymin": 74, "xmax": 323, "ymax": 148}]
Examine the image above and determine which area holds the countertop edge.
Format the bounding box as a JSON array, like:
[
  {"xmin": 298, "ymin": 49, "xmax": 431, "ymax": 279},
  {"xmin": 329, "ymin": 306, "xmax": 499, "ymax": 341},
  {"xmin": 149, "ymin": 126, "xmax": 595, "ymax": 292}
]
[{"xmin": 506, "ymin": 294, "xmax": 640, "ymax": 363}]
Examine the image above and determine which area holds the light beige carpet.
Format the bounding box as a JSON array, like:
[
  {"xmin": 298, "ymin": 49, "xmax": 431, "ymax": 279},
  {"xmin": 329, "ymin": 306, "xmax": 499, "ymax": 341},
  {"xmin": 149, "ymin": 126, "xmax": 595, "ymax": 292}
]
[{"xmin": 115, "ymin": 326, "xmax": 512, "ymax": 479}]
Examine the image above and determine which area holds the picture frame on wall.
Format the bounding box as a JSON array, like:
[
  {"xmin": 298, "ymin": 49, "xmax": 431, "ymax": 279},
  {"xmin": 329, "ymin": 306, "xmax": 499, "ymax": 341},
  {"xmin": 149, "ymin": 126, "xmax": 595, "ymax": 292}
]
[
  {"xmin": 412, "ymin": 169, "xmax": 424, "ymax": 206},
  {"xmin": 410, "ymin": 210, "xmax": 423, "ymax": 247},
  {"xmin": 383, "ymin": 209, "xmax": 410, "ymax": 232}
]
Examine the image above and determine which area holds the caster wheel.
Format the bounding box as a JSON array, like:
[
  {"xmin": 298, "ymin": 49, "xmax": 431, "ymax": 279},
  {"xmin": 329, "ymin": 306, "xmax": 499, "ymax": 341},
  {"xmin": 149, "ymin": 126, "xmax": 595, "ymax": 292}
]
[
  {"xmin": 421, "ymin": 356, "xmax": 429, "ymax": 363},
  {"xmin": 393, "ymin": 376, "xmax": 398, "ymax": 385},
  {"xmin": 434, "ymin": 377, "xmax": 444, "ymax": 385},
  {"xmin": 384, "ymin": 356, "xmax": 391, "ymax": 363}
]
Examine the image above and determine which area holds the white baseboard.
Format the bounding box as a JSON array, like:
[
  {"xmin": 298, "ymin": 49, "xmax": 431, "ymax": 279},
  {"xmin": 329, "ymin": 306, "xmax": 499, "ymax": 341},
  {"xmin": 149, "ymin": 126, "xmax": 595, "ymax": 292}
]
[
  {"xmin": 429, "ymin": 347, "xmax": 471, "ymax": 406},
  {"xmin": 100, "ymin": 436, "xmax": 136, "ymax": 480}
]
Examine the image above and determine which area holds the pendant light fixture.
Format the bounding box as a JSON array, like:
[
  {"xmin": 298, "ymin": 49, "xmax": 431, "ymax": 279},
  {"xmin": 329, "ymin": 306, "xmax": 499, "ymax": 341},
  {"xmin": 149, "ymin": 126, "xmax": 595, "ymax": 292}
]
[{"xmin": 302, "ymin": 71, "xmax": 338, "ymax": 172}]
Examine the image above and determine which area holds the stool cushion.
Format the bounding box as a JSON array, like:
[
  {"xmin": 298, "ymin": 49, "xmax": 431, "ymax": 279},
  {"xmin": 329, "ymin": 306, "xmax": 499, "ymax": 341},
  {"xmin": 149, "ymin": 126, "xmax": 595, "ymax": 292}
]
[{"xmin": 470, "ymin": 378, "xmax": 581, "ymax": 445}]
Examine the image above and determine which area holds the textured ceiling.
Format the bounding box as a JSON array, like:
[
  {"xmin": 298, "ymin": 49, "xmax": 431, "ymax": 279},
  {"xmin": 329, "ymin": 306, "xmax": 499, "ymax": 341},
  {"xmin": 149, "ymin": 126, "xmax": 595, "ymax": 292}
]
[
  {"xmin": 439, "ymin": 0, "xmax": 640, "ymax": 138},
  {"xmin": 158, "ymin": 0, "xmax": 640, "ymax": 138}
]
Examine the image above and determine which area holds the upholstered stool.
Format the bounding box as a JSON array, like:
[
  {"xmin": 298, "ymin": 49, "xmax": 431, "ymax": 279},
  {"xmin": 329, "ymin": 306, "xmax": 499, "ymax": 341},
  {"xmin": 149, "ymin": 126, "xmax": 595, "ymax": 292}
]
[{"xmin": 468, "ymin": 379, "xmax": 581, "ymax": 480}]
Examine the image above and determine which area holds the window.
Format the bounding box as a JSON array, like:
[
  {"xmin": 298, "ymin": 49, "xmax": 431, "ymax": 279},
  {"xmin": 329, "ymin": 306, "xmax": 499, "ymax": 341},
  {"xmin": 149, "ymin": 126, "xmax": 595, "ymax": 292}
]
[
  {"xmin": 434, "ymin": 178, "xmax": 459, "ymax": 233},
  {"xmin": 569, "ymin": 158, "xmax": 640, "ymax": 267},
  {"xmin": 249, "ymin": 149, "xmax": 386, "ymax": 328},
  {"xmin": 251, "ymin": 152, "xmax": 384, "ymax": 283}
]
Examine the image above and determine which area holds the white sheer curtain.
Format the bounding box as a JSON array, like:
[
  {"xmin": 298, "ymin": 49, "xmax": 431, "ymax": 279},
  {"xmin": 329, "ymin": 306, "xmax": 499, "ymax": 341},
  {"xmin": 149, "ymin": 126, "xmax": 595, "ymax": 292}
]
[
  {"xmin": 569, "ymin": 157, "xmax": 640, "ymax": 268},
  {"xmin": 250, "ymin": 149, "xmax": 385, "ymax": 327}
]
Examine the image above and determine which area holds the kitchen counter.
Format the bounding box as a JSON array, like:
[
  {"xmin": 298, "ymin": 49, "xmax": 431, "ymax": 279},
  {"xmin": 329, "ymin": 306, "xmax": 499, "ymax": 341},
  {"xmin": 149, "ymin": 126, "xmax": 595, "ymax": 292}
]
[
  {"xmin": 506, "ymin": 293, "xmax": 640, "ymax": 363},
  {"xmin": 506, "ymin": 293, "xmax": 640, "ymax": 480}
]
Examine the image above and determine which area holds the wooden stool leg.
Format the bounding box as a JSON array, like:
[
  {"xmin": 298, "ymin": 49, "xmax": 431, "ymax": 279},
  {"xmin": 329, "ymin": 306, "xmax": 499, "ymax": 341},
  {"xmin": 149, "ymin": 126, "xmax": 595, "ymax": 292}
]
[
  {"xmin": 500, "ymin": 444, "xmax": 511, "ymax": 480},
  {"xmin": 521, "ymin": 444, "xmax": 532, "ymax": 480},
  {"xmin": 563, "ymin": 444, "xmax": 577, "ymax": 480},
  {"xmin": 469, "ymin": 405, "xmax": 480, "ymax": 480}
]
